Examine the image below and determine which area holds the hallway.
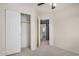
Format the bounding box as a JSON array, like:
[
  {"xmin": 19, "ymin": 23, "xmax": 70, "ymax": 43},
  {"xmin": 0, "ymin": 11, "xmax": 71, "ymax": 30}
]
[{"xmin": 10, "ymin": 40, "xmax": 79, "ymax": 56}]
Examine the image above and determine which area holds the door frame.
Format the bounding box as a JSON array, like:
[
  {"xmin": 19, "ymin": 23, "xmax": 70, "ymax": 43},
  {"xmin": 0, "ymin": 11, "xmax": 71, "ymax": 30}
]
[
  {"xmin": 40, "ymin": 20, "xmax": 49, "ymax": 40},
  {"xmin": 37, "ymin": 16, "xmax": 40, "ymax": 47},
  {"xmin": 37, "ymin": 17, "xmax": 50, "ymax": 47}
]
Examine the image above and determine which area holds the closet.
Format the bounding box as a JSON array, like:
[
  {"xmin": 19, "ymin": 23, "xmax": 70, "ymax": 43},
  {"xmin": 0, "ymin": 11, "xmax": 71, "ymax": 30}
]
[
  {"xmin": 21, "ymin": 13, "xmax": 30, "ymax": 49},
  {"xmin": 0, "ymin": 9, "xmax": 31, "ymax": 56}
]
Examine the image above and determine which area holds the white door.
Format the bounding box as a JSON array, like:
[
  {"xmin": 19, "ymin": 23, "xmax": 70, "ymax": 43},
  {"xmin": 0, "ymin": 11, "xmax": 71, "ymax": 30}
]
[{"xmin": 6, "ymin": 10, "xmax": 21, "ymax": 55}]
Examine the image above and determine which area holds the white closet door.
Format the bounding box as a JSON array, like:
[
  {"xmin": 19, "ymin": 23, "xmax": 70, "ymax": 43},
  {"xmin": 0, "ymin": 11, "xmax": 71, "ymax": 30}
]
[
  {"xmin": 21, "ymin": 23, "xmax": 30, "ymax": 48},
  {"xmin": 6, "ymin": 10, "xmax": 21, "ymax": 55}
]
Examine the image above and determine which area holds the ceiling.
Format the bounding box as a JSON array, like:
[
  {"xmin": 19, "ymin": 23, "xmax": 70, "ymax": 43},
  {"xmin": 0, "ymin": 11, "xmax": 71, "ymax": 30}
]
[{"xmin": 20, "ymin": 3, "xmax": 54, "ymax": 14}]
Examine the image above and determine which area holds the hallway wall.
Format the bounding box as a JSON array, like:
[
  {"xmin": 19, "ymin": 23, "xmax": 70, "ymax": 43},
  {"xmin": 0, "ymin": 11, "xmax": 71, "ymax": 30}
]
[{"xmin": 54, "ymin": 3, "xmax": 79, "ymax": 54}]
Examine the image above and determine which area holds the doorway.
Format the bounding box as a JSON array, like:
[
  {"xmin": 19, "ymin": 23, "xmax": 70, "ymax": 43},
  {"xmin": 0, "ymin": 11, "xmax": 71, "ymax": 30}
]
[
  {"xmin": 21, "ymin": 13, "xmax": 31, "ymax": 50},
  {"xmin": 40, "ymin": 20, "xmax": 49, "ymax": 46}
]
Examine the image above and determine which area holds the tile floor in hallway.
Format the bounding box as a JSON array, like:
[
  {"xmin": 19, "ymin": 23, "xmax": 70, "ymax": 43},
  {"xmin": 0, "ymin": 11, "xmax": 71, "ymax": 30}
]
[{"xmin": 9, "ymin": 40, "xmax": 79, "ymax": 56}]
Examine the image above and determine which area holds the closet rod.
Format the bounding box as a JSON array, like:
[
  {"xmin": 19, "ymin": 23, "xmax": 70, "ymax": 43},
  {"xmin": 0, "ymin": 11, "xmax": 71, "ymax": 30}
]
[{"xmin": 21, "ymin": 21, "xmax": 30, "ymax": 23}]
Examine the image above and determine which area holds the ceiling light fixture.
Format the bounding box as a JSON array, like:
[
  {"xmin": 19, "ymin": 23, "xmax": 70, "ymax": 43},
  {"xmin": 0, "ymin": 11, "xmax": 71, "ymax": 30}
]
[
  {"xmin": 37, "ymin": 3, "xmax": 56, "ymax": 9},
  {"xmin": 50, "ymin": 3, "xmax": 56, "ymax": 9}
]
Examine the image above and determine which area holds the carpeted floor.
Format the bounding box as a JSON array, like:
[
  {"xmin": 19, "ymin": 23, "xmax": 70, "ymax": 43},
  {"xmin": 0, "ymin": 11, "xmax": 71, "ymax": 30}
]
[{"xmin": 9, "ymin": 40, "xmax": 79, "ymax": 56}]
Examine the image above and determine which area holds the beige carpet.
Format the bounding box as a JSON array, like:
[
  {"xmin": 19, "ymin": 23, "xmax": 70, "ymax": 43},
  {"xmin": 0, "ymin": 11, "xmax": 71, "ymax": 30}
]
[{"xmin": 9, "ymin": 40, "xmax": 79, "ymax": 56}]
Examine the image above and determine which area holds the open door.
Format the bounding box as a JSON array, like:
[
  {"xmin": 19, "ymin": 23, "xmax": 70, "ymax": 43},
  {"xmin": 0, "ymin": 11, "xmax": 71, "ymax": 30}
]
[{"xmin": 6, "ymin": 10, "xmax": 21, "ymax": 55}]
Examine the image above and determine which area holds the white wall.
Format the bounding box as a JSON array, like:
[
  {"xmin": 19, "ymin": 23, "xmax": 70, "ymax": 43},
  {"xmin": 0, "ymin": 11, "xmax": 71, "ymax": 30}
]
[
  {"xmin": 54, "ymin": 3, "xmax": 79, "ymax": 54},
  {"xmin": 0, "ymin": 3, "xmax": 37, "ymax": 50}
]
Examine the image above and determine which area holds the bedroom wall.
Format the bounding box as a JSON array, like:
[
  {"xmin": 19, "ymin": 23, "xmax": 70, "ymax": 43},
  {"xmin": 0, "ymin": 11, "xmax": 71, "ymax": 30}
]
[{"xmin": 54, "ymin": 3, "xmax": 79, "ymax": 54}]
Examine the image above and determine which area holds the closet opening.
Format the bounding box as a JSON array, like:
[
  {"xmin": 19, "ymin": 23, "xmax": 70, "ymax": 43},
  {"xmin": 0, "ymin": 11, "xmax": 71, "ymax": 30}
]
[
  {"xmin": 40, "ymin": 20, "xmax": 49, "ymax": 46},
  {"xmin": 21, "ymin": 13, "xmax": 31, "ymax": 51}
]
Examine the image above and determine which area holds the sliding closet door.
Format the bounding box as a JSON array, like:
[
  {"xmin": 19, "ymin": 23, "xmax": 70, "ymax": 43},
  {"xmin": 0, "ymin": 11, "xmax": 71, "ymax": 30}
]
[
  {"xmin": 21, "ymin": 14, "xmax": 30, "ymax": 48},
  {"xmin": 6, "ymin": 10, "xmax": 21, "ymax": 55}
]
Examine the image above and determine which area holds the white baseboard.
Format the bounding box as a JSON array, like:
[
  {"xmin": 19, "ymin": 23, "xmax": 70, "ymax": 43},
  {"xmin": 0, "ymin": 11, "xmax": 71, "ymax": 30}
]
[{"xmin": 54, "ymin": 45, "xmax": 79, "ymax": 55}]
